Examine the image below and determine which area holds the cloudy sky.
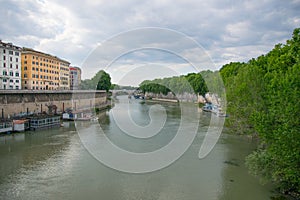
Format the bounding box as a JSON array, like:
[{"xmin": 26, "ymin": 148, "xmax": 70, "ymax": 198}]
[{"xmin": 0, "ymin": 0, "xmax": 299, "ymax": 85}]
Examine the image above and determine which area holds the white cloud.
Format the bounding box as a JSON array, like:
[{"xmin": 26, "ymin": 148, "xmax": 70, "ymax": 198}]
[{"xmin": 0, "ymin": 0, "xmax": 299, "ymax": 84}]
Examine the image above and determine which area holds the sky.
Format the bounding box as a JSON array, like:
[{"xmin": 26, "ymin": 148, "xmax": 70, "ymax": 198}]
[{"xmin": 0, "ymin": 0, "xmax": 299, "ymax": 86}]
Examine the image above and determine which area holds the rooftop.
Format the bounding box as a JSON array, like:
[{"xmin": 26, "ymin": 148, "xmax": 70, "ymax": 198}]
[{"xmin": 0, "ymin": 40, "xmax": 22, "ymax": 51}]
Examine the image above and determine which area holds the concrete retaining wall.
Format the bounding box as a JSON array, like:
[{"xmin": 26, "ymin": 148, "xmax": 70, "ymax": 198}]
[{"xmin": 0, "ymin": 90, "xmax": 107, "ymax": 118}]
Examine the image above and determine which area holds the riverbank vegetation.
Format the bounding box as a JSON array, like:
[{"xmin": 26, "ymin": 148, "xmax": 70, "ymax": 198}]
[
  {"xmin": 139, "ymin": 72, "xmax": 208, "ymax": 95},
  {"xmin": 80, "ymin": 70, "xmax": 111, "ymax": 91},
  {"xmin": 138, "ymin": 28, "xmax": 300, "ymax": 198},
  {"xmin": 220, "ymin": 28, "xmax": 300, "ymax": 198}
]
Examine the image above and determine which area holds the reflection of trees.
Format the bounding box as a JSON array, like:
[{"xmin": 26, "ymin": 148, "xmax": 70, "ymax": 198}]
[{"xmin": 97, "ymin": 110, "xmax": 111, "ymax": 125}]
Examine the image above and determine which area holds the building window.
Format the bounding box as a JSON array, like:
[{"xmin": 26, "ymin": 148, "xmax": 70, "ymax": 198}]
[
  {"xmin": 32, "ymin": 67, "xmax": 35, "ymax": 70},
  {"xmin": 9, "ymin": 85, "xmax": 13, "ymax": 89},
  {"xmin": 9, "ymin": 71, "xmax": 13, "ymax": 76},
  {"xmin": 3, "ymin": 55, "xmax": 5, "ymax": 60},
  {"xmin": 33, "ymin": 56, "xmax": 35, "ymax": 59},
  {"xmin": 9, "ymin": 50, "xmax": 13, "ymax": 55},
  {"xmin": 36, "ymin": 68, "xmax": 38, "ymax": 71},
  {"xmin": 16, "ymin": 58, "xmax": 18, "ymax": 62},
  {"xmin": 3, "ymin": 79, "xmax": 7, "ymax": 82},
  {"xmin": 40, "ymin": 75, "xmax": 43, "ymax": 78},
  {"xmin": 10, "ymin": 57, "xmax": 12, "ymax": 61},
  {"xmin": 3, "ymin": 49, "xmax": 5, "ymax": 53},
  {"xmin": 10, "ymin": 64, "xmax": 12, "ymax": 68},
  {"xmin": 33, "ymin": 81, "xmax": 35, "ymax": 84},
  {"xmin": 25, "ymin": 55, "xmax": 27, "ymax": 59},
  {"xmin": 24, "ymin": 66, "xmax": 27, "ymax": 70},
  {"xmin": 3, "ymin": 63, "xmax": 6, "ymax": 68},
  {"xmin": 40, "ymin": 69, "xmax": 42, "ymax": 72},
  {"xmin": 24, "ymin": 61, "xmax": 27, "ymax": 64},
  {"xmin": 24, "ymin": 73, "xmax": 27, "ymax": 78},
  {"xmin": 15, "ymin": 52, "xmax": 19, "ymax": 56},
  {"xmin": 10, "ymin": 79, "xmax": 13, "ymax": 83},
  {"xmin": 15, "ymin": 72, "xmax": 19, "ymax": 77},
  {"xmin": 16, "ymin": 64, "xmax": 18, "ymax": 69},
  {"xmin": 16, "ymin": 86, "xmax": 19, "ymax": 90},
  {"xmin": 32, "ymin": 61, "xmax": 35, "ymax": 65},
  {"xmin": 24, "ymin": 81, "xmax": 27, "ymax": 84},
  {"xmin": 24, "ymin": 86, "xmax": 27, "ymax": 89},
  {"xmin": 16, "ymin": 80, "xmax": 19, "ymax": 83},
  {"xmin": 3, "ymin": 71, "xmax": 7, "ymax": 75}
]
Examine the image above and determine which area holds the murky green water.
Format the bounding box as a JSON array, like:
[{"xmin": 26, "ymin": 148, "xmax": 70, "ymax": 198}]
[{"xmin": 0, "ymin": 96, "xmax": 274, "ymax": 200}]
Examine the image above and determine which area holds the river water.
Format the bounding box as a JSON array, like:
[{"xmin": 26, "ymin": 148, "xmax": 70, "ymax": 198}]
[{"xmin": 0, "ymin": 96, "xmax": 274, "ymax": 200}]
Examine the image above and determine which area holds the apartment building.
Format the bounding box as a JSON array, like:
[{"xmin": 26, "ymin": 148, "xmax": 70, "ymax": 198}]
[
  {"xmin": 21, "ymin": 48, "xmax": 70, "ymax": 90},
  {"xmin": 59, "ymin": 60, "xmax": 70, "ymax": 90},
  {"xmin": 69, "ymin": 66, "xmax": 81, "ymax": 90},
  {"xmin": 0, "ymin": 40, "xmax": 22, "ymax": 90}
]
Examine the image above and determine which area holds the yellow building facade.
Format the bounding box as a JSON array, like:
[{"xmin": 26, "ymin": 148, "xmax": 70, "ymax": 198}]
[{"xmin": 21, "ymin": 48, "xmax": 70, "ymax": 90}]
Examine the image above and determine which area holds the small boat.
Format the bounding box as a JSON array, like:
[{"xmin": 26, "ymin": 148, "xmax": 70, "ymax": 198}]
[
  {"xmin": 202, "ymin": 103, "xmax": 213, "ymax": 112},
  {"xmin": 202, "ymin": 103, "xmax": 227, "ymax": 117},
  {"xmin": 76, "ymin": 113, "xmax": 98, "ymax": 121}
]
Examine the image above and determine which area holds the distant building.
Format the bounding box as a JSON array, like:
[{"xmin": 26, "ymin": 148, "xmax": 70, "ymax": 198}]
[
  {"xmin": 21, "ymin": 48, "xmax": 70, "ymax": 90},
  {"xmin": 59, "ymin": 60, "xmax": 70, "ymax": 90},
  {"xmin": 0, "ymin": 40, "xmax": 22, "ymax": 90},
  {"xmin": 69, "ymin": 66, "xmax": 81, "ymax": 90}
]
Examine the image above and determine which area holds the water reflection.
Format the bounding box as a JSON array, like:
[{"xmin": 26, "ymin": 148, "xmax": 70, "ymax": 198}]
[{"xmin": 0, "ymin": 96, "xmax": 273, "ymax": 200}]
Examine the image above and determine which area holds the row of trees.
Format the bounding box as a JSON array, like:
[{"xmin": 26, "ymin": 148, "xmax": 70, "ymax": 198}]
[
  {"xmin": 139, "ymin": 72, "xmax": 209, "ymax": 95},
  {"xmin": 220, "ymin": 28, "xmax": 300, "ymax": 196}
]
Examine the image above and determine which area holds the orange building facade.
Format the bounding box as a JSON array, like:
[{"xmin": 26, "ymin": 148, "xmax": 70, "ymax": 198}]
[{"xmin": 21, "ymin": 48, "xmax": 70, "ymax": 90}]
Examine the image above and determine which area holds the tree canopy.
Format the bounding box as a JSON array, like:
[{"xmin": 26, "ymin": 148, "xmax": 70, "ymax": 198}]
[
  {"xmin": 139, "ymin": 72, "xmax": 208, "ymax": 95},
  {"xmin": 220, "ymin": 28, "xmax": 300, "ymax": 196},
  {"xmin": 80, "ymin": 70, "xmax": 111, "ymax": 92}
]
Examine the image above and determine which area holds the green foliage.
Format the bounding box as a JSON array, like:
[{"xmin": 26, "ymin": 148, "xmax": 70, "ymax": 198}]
[
  {"xmin": 80, "ymin": 70, "xmax": 111, "ymax": 92},
  {"xmin": 222, "ymin": 28, "xmax": 300, "ymax": 196},
  {"xmin": 139, "ymin": 73, "xmax": 208, "ymax": 95}
]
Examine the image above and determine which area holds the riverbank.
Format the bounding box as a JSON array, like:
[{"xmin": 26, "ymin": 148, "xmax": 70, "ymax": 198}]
[
  {"xmin": 0, "ymin": 90, "xmax": 107, "ymax": 118},
  {"xmin": 0, "ymin": 95, "xmax": 275, "ymax": 199},
  {"xmin": 0, "ymin": 102, "xmax": 112, "ymax": 135}
]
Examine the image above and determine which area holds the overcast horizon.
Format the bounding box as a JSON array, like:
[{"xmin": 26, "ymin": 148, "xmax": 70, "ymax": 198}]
[{"xmin": 1, "ymin": 0, "xmax": 299, "ymax": 86}]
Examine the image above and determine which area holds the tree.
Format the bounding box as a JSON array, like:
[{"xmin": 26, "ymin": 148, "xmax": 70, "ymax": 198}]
[
  {"xmin": 80, "ymin": 70, "xmax": 111, "ymax": 92},
  {"xmin": 219, "ymin": 28, "xmax": 300, "ymax": 196}
]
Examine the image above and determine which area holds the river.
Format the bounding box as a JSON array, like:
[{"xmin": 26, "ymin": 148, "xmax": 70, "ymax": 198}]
[{"xmin": 0, "ymin": 95, "xmax": 274, "ymax": 200}]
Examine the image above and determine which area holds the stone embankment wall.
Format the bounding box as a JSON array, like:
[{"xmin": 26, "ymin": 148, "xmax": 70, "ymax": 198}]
[
  {"xmin": 145, "ymin": 92, "xmax": 223, "ymax": 105},
  {"xmin": 0, "ymin": 90, "xmax": 107, "ymax": 118},
  {"xmin": 145, "ymin": 92, "xmax": 198, "ymax": 102}
]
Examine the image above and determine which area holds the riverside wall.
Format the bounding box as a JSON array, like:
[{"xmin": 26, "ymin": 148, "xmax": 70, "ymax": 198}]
[{"xmin": 0, "ymin": 90, "xmax": 108, "ymax": 118}]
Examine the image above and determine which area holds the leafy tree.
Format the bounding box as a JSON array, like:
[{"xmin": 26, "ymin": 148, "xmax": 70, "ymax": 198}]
[
  {"xmin": 80, "ymin": 70, "xmax": 111, "ymax": 92},
  {"xmin": 220, "ymin": 28, "xmax": 300, "ymax": 196},
  {"xmin": 139, "ymin": 72, "xmax": 208, "ymax": 95}
]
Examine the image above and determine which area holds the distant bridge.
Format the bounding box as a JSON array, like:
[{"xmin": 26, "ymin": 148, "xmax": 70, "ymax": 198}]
[{"xmin": 111, "ymin": 89, "xmax": 136, "ymax": 96}]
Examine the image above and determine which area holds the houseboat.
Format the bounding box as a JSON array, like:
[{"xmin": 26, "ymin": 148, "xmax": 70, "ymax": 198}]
[
  {"xmin": 0, "ymin": 119, "xmax": 13, "ymax": 134},
  {"xmin": 13, "ymin": 119, "xmax": 30, "ymax": 132},
  {"xmin": 28, "ymin": 115, "xmax": 61, "ymax": 130}
]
